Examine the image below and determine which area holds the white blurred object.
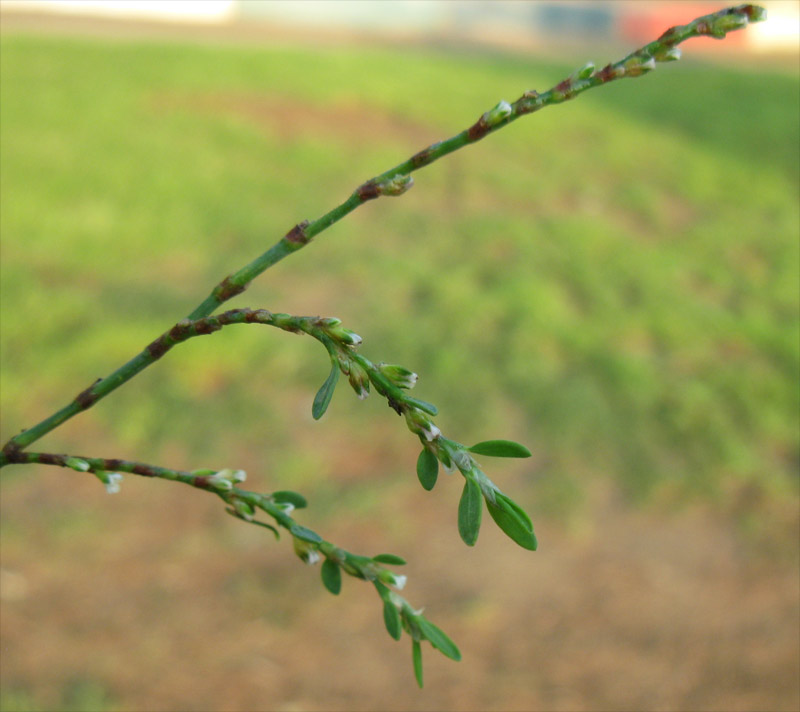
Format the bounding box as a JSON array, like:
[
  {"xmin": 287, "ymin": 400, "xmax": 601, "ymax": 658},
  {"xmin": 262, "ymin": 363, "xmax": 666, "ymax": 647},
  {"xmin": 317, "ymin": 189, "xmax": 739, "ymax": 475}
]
[
  {"xmin": 0, "ymin": 0, "xmax": 236, "ymax": 23},
  {"xmin": 750, "ymin": 0, "xmax": 800, "ymax": 53}
]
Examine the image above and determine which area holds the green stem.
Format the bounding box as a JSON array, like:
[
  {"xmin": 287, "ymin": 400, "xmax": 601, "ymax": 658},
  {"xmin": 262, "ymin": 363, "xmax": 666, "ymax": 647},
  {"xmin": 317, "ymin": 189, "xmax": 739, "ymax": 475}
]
[
  {"xmin": 1, "ymin": 4, "xmax": 764, "ymax": 460},
  {"xmin": 187, "ymin": 4, "xmax": 765, "ymax": 318}
]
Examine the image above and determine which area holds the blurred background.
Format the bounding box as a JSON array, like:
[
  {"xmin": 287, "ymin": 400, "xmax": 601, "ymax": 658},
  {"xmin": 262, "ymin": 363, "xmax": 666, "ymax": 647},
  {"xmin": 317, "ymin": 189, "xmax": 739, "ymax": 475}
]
[{"xmin": 1, "ymin": 2, "xmax": 798, "ymax": 711}]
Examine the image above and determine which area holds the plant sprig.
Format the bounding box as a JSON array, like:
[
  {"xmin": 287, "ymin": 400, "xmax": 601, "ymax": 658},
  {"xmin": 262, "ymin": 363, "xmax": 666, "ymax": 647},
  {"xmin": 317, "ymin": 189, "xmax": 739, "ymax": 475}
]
[
  {"xmin": 0, "ymin": 3, "xmax": 765, "ymax": 688},
  {"xmin": 2, "ymin": 448, "xmax": 459, "ymax": 685}
]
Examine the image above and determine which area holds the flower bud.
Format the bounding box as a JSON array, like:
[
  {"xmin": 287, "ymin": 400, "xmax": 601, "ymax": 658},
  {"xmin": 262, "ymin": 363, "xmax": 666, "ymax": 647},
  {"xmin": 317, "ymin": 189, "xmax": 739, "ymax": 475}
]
[
  {"xmin": 231, "ymin": 497, "xmax": 255, "ymax": 521},
  {"xmin": 348, "ymin": 362, "xmax": 370, "ymax": 400},
  {"xmin": 93, "ymin": 470, "xmax": 123, "ymax": 493},
  {"xmin": 328, "ymin": 325, "xmax": 362, "ymax": 346},
  {"xmin": 293, "ymin": 537, "xmax": 321, "ymax": 565},
  {"xmin": 655, "ymin": 47, "xmax": 681, "ymax": 62},
  {"xmin": 710, "ymin": 12, "xmax": 748, "ymax": 36},
  {"xmin": 572, "ymin": 62, "xmax": 595, "ymax": 80},
  {"xmin": 484, "ymin": 100, "xmax": 512, "ymax": 128},
  {"xmin": 65, "ymin": 457, "xmax": 90, "ymax": 472},
  {"xmin": 105, "ymin": 473, "xmax": 123, "ymax": 494},
  {"xmin": 378, "ymin": 363, "xmax": 418, "ymax": 390},
  {"xmin": 378, "ymin": 569, "xmax": 407, "ymax": 590},
  {"xmin": 379, "ymin": 174, "xmax": 414, "ymax": 197},
  {"xmin": 404, "ymin": 408, "xmax": 441, "ymax": 442},
  {"xmin": 623, "ymin": 55, "xmax": 656, "ymax": 77},
  {"xmin": 452, "ymin": 449, "xmax": 474, "ymax": 473}
]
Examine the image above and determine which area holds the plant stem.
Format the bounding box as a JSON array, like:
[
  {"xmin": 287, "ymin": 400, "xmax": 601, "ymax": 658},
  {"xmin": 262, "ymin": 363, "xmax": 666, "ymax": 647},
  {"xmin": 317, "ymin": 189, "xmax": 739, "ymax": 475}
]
[
  {"xmin": 0, "ymin": 4, "xmax": 764, "ymax": 463},
  {"xmin": 187, "ymin": 4, "xmax": 765, "ymax": 319}
]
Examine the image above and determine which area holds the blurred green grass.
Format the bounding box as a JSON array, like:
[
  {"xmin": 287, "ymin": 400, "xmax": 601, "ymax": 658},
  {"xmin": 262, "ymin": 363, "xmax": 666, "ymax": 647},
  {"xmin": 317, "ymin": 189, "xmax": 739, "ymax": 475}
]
[{"xmin": 0, "ymin": 33, "xmax": 797, "ymax": 523}]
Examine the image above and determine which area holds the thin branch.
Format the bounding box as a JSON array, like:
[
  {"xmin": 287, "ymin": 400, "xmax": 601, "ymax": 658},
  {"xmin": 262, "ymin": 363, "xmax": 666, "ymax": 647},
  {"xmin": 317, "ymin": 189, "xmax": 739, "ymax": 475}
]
[
  {"xmin": 1, "ymin": 307, "xmax": 535, "ymax": 548},
  {"xmin": 3, "ymin": 448, "xmax": 460, "ymax": 678},
  {"xmin": 187, "ymin": 4, "xmax": 766, "ymax": 320},
  {"xmin": 1, "ymin": 4, "xmax": 763, "ymax": 459}
]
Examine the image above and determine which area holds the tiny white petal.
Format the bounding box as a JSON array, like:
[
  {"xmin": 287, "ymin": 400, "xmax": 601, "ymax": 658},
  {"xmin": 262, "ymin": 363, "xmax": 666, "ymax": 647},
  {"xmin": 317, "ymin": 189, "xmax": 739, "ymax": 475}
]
[
  {"xmin": 392, "ymin": 574, "xmax": 407, "ymax": 591},
  {"xmin": 305, "ymin": 550, "xmax": 321, "ymax": 566},
  {"xmin": 423, "ymin": 424, "xmax": 442, "ymax": 442}
]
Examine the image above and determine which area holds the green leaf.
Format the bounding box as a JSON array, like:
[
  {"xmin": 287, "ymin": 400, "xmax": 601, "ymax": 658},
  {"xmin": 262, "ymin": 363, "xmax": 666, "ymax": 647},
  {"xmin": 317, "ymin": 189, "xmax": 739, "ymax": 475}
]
[
  {"xmin": 289, "ymin": 524, "xmax": 322, "ymax": 544},
  {"xmin": 249, "ymin": 518, "xmax": 280, "ymax": 539},
  {"xmin": 321, "ymin": 558, "xmax": 341, "ymax": 595},
  {"xmin": 272, "ymin": 490, "xmax": 308, "ymax": 509},
  {"xmin": 383, "ymin": 600, "xmax": 402, "ymax": 641},
  {"xmin": 412, "ymin": 639, "xmax": 424, "ymax": 688},
  {"xmin": 467, "ymin": 439, "xmax": 531, "ymax": 458},
  {"xmin": 312, "ymin": 362, "xmax": 339, "ymax": 420},
  {"xmin": 417, "ymin": 618, "xmax": 461, "ymax": 661},
  {"xmin": 405, "ymin": 396, "xmax": 438, "ymax": 416},
  {"xmin": 457, "ymin": 479, "xmax": 482, "ymax": 546},
  {"xmin": 486, "ymin": 493, "xmax": 537, "ymax": 551},
  {"xmin": 416, "ymin": 448, "xmax": 439, "ymax": 491},
  {"xmin": 372, "ymin": 553, "xmax": 406, "ymax": 565}
]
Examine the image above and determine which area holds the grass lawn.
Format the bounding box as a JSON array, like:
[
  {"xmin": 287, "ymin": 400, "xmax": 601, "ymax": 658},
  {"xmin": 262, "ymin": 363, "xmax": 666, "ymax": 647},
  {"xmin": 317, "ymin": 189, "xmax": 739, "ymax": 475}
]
[{"xmin": 1, "ymin": 27, "xmax": 798, "ymax": 712}]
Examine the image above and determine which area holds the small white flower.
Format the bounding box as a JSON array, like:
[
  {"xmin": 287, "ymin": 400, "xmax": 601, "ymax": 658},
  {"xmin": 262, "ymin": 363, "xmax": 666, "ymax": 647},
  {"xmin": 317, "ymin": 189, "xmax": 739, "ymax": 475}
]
[
  {"xmin": 391, "ymin": 574, "xmax": 407, "ymax": 591},
  {"xmin": 423, "ymin": 424, "xmax": 442, "ymax": 442},
  {"xmin": 277, "ymin": 501, "xmax": 295, "ymax": 515},
  {"xmin": 452, "ymin": 450, "xmax": 473, "ymax": 472},
  {"xmin": 305, "ymin": 550, "xmax": 321, "ymax": 566},
  {"xmin": 105, "ymin": 473, "xmax": 123, "ymax": 494}
]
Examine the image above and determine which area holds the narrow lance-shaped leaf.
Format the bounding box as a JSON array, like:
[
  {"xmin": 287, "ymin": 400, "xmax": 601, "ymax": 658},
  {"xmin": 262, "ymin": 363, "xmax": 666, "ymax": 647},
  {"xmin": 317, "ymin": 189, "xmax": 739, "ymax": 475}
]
[
  {"xmin": 321, "ymin": 558, "xmax": 342, "ymax": 595},
  {"xmin": 457, "ymin": 478, "xmax": 482, "ymax": 546},
  {"xmin": 272, "ymin": 490, "xmax": 308, "ymax": 509},
  {"xmin": 412, "ymin": 639, "xmax": 424, "ymax": 688},
  {"xmin": 467, "ymin": 439, "xmax": 531, "ymax": 458},
  {"xmin": 289, "ymin": 523, "xmax": 323, "ymax": 544},
  {"xmin": 485, "ymin": 492, "xmax": 537, "ymax": 551},
  {"xmin": 416, "ymin": 448, "xmax": 439, "ymax": 491},
  {"xmin": 383, "ymin": 600, "xmax": 402, "ymax": 641},
  {"xmin": 417, "ymin": 618, "xmax": 461, "ymax": 661},
  {"xmin": 372, "ymin": 553, "xmax": 407, "ymax": 565},
  {"xmin": 405, "ymin": 396, "xmax": 438, "ymax": 416},
  {"xmin": 312, "ymin": 361, "xmax": 339, "ymax": 420}
]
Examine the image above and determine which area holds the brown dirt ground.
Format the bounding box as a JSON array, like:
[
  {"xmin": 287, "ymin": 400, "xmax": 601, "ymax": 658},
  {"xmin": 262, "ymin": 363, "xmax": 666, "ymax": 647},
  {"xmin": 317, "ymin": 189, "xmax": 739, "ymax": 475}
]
[{"xmin": 1, "ymin": 458, "xmax": 798, "ymax": 712}]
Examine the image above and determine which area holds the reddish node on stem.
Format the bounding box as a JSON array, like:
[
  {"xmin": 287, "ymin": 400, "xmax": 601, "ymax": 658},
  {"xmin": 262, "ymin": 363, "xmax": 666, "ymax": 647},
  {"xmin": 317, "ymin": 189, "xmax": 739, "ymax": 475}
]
[
  {"xmin": 467, "ymin": 117, "xmax": 490, "ymax": 142},
  {"xmin": 411, "ymin": 145, "xmax": 436, "ymax": 168},
  {"xmin": 597, "ymin": 64, "xmax": 616, "ymax": 83},
  {"xmin": 356, "ymin": 181, "xmax": 381, "ymax": 202},
  {"xmin": 194, "ymin": 318, "xmax": 222, "ymax": 336},
  {"xmin": 130, "ymin": 464, "xmax": 159, "ymax": 477},
  {"xmin": 284, "ymin": 220, "xmax": 311, "ymax": 245},
  {"xmin": 555, "ymin": 78, "xmax": 575, "ymax": 99},
  {"xmin": 657, "ymin": 26, "xmax": 680, "ymax": 44},
  {"xmin": 75, "ymin": 379, "xmax": 101, "ymax": 409},
  {"xmin": 146, "ymin": 338, "xmax": 170, "ymax": 360},
  {"xmin": 214, "ymin": 274, "xmax": 248, "ymax": 302}
]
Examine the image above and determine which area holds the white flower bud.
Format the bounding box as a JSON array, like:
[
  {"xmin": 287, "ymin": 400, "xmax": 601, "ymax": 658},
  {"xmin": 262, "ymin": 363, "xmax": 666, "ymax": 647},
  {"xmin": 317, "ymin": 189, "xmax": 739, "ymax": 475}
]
[
  {"xmin": 379, "ymin": 174, "xmax": 414, "ymax": 197},
  {"xmin": 484, "ymin": 100, "xmax": 512, "ymax": 127},
  {"xmin": 656, "ymin": 47, "xmax": 681, "ymax": 62},
  {"xmin": 423, "ymin": 424, "xmax": 442, "ymax": 442},
  {"xmin": 452, "ymin": 449, "xmax": 473, "ymax": 472},
  {"xmin": 105, "ymin": 473, "xmax": 123, "ymax": 494},
  {"xmin": 572, "ymin": 62, "xmax": 595, "ymax": 80}
]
